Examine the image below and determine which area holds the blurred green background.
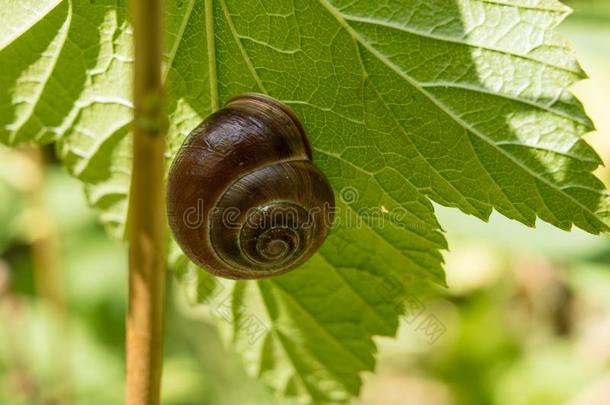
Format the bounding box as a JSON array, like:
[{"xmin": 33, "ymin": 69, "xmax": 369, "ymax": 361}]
[{"xmin": 1, "ymin": 1, "xmax": 610, "ymax": 404}]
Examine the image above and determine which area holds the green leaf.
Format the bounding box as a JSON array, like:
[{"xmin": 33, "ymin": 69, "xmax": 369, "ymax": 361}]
[{"xmin": 1, "ymin": 0, "xmax": 608, "ymax": 402}]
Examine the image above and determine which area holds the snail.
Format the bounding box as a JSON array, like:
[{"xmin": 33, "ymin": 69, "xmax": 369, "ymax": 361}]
[{"xmin": 167, "ymin": 94, "xmax": 335, "ymax": 280}]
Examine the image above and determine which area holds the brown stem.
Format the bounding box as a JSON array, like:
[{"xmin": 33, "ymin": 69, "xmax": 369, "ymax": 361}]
[
  {"xmin": 126, "ymin": 0, "xmax": 167, "ymax": 404},
  {"xmin": 19, "ymin": 146, "xmax": 70, "ymax": 404},
  {"xmin": 21, "ymin": 146, "xmax": 65, "ymax": 312}
]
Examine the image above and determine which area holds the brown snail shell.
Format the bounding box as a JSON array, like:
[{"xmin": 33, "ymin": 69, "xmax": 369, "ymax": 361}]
[{"xmin": 167, "ymin": 94, "xmax": 335, "ymax": 279}]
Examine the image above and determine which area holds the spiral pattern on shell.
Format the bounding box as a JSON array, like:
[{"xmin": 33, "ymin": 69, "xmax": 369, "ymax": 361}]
[{"xmin": 167, "ymin": 94, "xmax": 335, "ymax": 279}]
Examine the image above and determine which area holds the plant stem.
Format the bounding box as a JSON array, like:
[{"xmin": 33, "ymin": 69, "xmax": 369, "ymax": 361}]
[
  {"xmin": 21, "ymin": 146, "xmax": 71, "ymax": 403},
  {"xmin": 21, "ymin": 147, "xmax": 65, "ymax": 312},
  {"xmin": 127, "ymin": 0, "xmax": 167, "ymax": 403}
]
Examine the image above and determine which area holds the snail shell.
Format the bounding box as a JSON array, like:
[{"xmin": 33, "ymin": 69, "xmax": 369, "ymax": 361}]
[{"xmin": 167, "ymin": 94, "xmax": 335, "ymax": 279}]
